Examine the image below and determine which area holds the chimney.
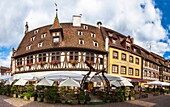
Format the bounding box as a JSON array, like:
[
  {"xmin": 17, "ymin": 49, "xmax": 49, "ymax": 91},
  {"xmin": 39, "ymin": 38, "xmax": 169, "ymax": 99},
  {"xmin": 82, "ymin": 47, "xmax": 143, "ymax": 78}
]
[
  {"xmin": 73, "ymin": 15, "xmax": 81, "ymax": 27},
  {"xmin": 97, "ymin": 21, "xmax": 102, "ymax": 28},
  {"xmin": 25, "ymin": 22, "xmax": 29, "ymax": 34},
  {"xmin": 105, "ymin": 36, "xmax": 109, "ymax": 51},
  {"xmin": 131, "ymin": 38, "xmax": 134, "ymax": 44}
]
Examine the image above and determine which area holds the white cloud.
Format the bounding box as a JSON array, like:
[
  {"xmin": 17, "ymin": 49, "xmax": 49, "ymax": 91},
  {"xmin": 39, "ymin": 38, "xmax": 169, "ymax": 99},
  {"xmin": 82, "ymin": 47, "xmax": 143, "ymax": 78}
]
[
  {"xmin": 0, "ymin": 52, "xmax": 11, "ymax": 67},
  {"xmin": 0, "ymin": 0, "xmax": 170, "ymax": 66}
]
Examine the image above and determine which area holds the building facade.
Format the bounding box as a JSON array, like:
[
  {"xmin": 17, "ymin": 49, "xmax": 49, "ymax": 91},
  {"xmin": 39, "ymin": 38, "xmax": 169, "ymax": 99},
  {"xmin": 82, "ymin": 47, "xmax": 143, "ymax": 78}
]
[{"xmin": 11, "ymin": 13, "xmax": 107, "ymax": 75}]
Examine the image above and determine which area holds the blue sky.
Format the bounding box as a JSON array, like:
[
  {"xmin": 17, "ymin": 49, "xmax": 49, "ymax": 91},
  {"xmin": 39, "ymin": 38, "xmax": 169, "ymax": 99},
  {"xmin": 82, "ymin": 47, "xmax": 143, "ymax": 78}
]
[{"xmin": 0, "ymin": 0, "xmax": 170, "ymax": 67}]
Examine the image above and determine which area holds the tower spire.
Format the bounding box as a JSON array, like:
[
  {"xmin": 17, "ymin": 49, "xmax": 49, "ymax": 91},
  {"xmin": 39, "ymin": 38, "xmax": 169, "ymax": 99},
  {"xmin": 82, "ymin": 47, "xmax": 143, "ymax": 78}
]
[
  {"xmin": 25, "ymin": 22, "xmax": 29, "ymax": 34},
  {"xmin": 50, "ymin": 3, "xmax": 61, "ymax": 29}
]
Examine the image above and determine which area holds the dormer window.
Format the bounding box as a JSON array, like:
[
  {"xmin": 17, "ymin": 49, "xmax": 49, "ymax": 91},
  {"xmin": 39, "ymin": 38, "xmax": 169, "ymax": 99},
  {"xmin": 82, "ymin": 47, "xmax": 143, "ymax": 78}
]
[
  {"xmin": 79, "ymin": 39, "xmax": 84, "ymax": 44},
  {"xmin": 93, "ymin": 41, "xmax": 98, "ymax": 47},
  {"xmin": 126, "ymin": 42, "xmax": 131, "ymax": 50},
  {"xmin": 134, "ymin": 48, "xmax": 137, "ymax": 53},
  {"xmin": 91, "ymin": 33, "xmax": 96, "ymax": 38},
  {"xmin": 83, "ymin": 25, "xmax": 88, "ymax": 30},
  {"xmin": 34, "ymin": 29, "xmax": 39, "ymax": 34},
  {"xmin": 109, "ymin": 33, "xmax": 113, "ymax": 37},
  {"xmin": 78, "ymin": 31, "xmax": 83, "ymax": 35},
  {"xmin": 30, "ymin": 36, "xmax": 35, "ymax": 42},
  {"xmin": 38, "ymin": 42, "xmax": 43, "ymax": 47},
  {"xmin": 112, "ymin": 39, "xmax": 116, "ymax": 44},
  {"xmin": 26, "ymin": 45, "xmax": 31, "ymax": 50},
  {"xmin": 41, "ymin": 33, "xmax": 46, "ymax": 39}
]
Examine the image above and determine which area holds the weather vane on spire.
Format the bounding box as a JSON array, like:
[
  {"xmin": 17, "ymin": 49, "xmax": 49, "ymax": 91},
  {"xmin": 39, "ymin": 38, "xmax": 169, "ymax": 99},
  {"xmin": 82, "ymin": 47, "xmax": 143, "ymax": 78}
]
[{"xmin": 55, "ymin": 3, "xmax": 58, "ymax": 12}]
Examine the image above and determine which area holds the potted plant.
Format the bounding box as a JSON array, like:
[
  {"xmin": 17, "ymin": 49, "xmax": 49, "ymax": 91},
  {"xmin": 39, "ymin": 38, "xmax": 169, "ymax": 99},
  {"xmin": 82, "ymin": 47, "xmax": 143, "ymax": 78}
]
[
  {"xmin": 85, "ymin": 94, "xmax": 91, "ymax": 104},
  {"xmin": 130, "ymin": 88, "xmax": 135, "ymax": 100},
  {"xmin": 23, "ymin": 92, "xmax": 31, "ymax": 100},
  {"xmin": 43, "ymin": 87, "xmax": 57, "ymax": 103},
  {"xmin": 103, "ymin": 95, "xmax": 111, "ymax": 103},
  {"xmin": 37, "ymin": 92, "xmax": 44, "ymax": 102},
  {"xmin": 125, "ymin": 87, "xmax": 130, "ymax": 101},
  {"xmin": 78, "ymin": 91, "xmax": 86, "ymax": 104},
  {"xmin": 11, "ymin": 86, "xmax": 18, "ymax": 98}
]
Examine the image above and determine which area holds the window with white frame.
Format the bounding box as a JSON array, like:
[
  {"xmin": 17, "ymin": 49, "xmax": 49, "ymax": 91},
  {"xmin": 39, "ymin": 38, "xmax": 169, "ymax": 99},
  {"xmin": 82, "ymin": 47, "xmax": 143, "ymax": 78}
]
[
  {"xmin": 93, "ymin": 41, "xmax": 98, "ymax": 47},
  {"xmin": 136, "ymin": 58, "xmax": 139, "ymax": 64},
  {"xmin": 121, "ymin": 53, "xmax": 126, "ymax": 61},
  {"xmin": 30, "ymin": 36, "xmax": 35, "ymax": 42},
  {"xmin": 51, "ymin": 52, "xmax": 60, "ymax": 61},
  {"xmin": 78, "ymin": 31, "xmax": 83, "ymax": 35},
  {"xmin": 129, "ymin": 55, "xmax": 133, "ymax": 63},
  {"xmin": 91, "ymin": 33, "xmax": 96, "ymax": 38},
  {"xmin": 53, "ymin": 37, "xmax": 59, "ymax": 43},
  {"xmin": 135, "ymin": 69, "xmax": 139, "ymax": 76},
  {"xmin": 83, "ymin": 25, "xmax": 88, "ymax": 30},
  {"xmin": 26, "ymin": 45, "xmax": 31, "ymax": 50},
  {"xmin": 41, "ymin": 33, "xmax": 46, "ymax": 39},
  {"xmin": 112, "ymin": 65, "xmax": 118, "ymax": 73},
  {"xmin": 79, "ymin": 39, "xmax": 84, "ymax": 44},
  {"xmin": 69, "ymin": 52, "xmax": 78, "ymax": 60},
  {"xmin": 113, "ymin": 51, "xmax": 118, "ymax": 59},
  {"xmin": 86, "ymin": 53, "xmax": 94, "ymax": 62},
  {"xmin": 38, "ymin": 53, "xmax": 46, "ymax": 62},
  {"xmin": 34, "ymin": 29, "xmax": 39, "ymax": 34},
  {"xmin": 128, "ymin": 68, "xmax": 133, "ymax": 75},
  {"xmin": 38, "ymin": 42, "xmax": 43, "ymax": 47},
  {"xmin": 52, "ymin": 32, "xmax": 60, "ymax": 36},
  {"xmin": 121, "ymin": 66, "xmax": 126, "ymax": 74}
]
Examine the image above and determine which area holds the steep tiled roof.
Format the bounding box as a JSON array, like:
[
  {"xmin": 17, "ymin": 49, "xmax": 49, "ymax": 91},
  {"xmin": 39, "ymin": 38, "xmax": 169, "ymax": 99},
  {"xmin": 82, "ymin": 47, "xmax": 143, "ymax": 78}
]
[{"xmin": 14, "ymin": 23, "xmax": 106, "ymax": 57}]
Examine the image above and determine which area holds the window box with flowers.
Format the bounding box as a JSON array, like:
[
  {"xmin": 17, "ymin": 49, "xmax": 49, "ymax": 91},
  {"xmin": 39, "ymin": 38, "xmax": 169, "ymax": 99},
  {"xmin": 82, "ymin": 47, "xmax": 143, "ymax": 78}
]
[
  {"xmin": 68, "ymin": 60, "xmax": 78, "ymax": 66},
  {"xmin": 26, "ymin": 63, "xmax": 33, "ymax": 68},
  {"xmin": 36, "ymin": 61, "xmax": 47, "ymax": 66},
  {"xmin": 86, "ymin": 60, "xmax": 95, "ymax": 65},
  {"xmin": 50, "ymin": 60, "xmax": 61, "ymax": 65}
]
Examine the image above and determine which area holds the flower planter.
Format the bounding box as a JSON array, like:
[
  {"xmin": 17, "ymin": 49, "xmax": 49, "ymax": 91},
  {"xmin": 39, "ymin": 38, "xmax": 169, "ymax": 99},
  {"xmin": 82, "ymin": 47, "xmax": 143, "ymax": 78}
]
[
  {"xmin": 80, "ymin": 100, "xmax": 85, "ymax": 105},
  {"xmin": 13, "ymin": 94, "xmax": 17, "ymax": 98},
  {"xmin": 18, "ymin": 94, "xmax": 23, "ymax": 98},
  {"xmin": 37, "ymin": 97, "xmax": 43, "ymax": 102},
  {"xmin": 30, "ymin": 97, "xmax": 36, "ymax": 101},
  {"xmin": 130, "ymin": 96, "xmax": 135, "ymax": 100},
  {"xmin": 24, "ymin": 96, "xmax": 29, "ymax": 100}
]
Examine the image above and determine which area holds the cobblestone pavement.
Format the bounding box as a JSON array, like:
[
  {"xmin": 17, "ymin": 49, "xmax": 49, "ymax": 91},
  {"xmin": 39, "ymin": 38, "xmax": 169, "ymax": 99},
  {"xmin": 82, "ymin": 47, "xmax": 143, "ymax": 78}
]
[{"xmin": 0, "ymin": 94, "xmax": 170, "ymax": 107}]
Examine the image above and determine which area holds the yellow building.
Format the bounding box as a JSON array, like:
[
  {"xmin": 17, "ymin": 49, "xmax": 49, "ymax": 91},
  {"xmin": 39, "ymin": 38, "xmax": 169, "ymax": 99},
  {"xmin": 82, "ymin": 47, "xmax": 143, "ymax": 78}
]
[
  {"xmin": 101, "ymin": 27, "xmax": 142, "ymax": 82},
  {"xmin": 108, "ymin": 48, "xmax": 142, "ymax": 79}
]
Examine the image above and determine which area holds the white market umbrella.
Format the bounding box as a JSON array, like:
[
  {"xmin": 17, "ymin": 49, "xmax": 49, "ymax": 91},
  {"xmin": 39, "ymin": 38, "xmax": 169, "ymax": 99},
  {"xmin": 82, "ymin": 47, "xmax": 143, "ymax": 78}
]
[
  {"xmin": 4, "ymin": 78, "xmax": 14, "ymax": 85},
  {"xmin": 120, "ymin": 79, "xmax": 133, "ymax": 87},
  {"xmin": 110, "ymin": 80, "xmax": 122, "ymax": 87},
  {"xmin": 161, "ymin": 82, "xmax": 170, "ymax": 86},
  {"xmin": 59, "ymin": 77, "xmax": 80, "ymax": 87},
  {"xmin": 37, "ymin": 78, "xmax": 54, "ymax": 86},
  {"xmin": 14, "ymin": 78, "xmax": 28, "ymax": 86},
  {"xmin": 146, "ymin": 80, "xmax": 162, "ymax": 86}
]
